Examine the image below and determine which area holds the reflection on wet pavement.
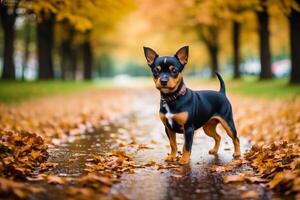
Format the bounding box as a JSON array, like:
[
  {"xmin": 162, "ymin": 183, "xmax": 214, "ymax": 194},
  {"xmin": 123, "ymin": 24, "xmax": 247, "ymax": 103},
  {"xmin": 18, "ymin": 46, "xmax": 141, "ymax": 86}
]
[{"xmin": 39, "ymin": 90, "xmax": 279, "ymax": 200}]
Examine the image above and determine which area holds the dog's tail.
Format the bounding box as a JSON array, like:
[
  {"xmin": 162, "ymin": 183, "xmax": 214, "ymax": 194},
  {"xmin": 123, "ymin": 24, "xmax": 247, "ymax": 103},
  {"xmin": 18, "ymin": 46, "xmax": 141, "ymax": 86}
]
[{"xmin": 215, "ymin": 72, "xmax": 226, "ymax": 95}]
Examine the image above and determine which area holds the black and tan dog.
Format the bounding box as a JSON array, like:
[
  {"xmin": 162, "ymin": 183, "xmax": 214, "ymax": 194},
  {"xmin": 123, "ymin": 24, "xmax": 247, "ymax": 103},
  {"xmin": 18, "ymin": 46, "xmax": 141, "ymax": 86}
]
[{"xmin": 143, "ymin": 46, "xmax": 241, "ymax": 164}]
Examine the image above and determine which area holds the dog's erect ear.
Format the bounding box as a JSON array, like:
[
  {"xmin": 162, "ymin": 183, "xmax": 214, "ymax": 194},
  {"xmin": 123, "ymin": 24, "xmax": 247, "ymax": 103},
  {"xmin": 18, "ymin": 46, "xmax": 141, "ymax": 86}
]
[
  {"xmin": 175, "ymin": 46, "xmax": 189, "ymax": 65},
  {"xmin": 143, "ymin": 47, "xmax": 159, "ymax": 66}
]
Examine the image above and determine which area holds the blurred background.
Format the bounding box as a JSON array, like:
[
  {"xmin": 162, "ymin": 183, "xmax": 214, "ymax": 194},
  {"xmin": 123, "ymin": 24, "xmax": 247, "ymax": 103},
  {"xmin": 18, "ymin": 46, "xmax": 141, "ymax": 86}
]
[
  {"xmin": 0, "ymin": 0, "xmax": 300, "ymax": 84},
  {"xmin": 1, "ymin": 1, "xmax": 300, "ymax": 199}
]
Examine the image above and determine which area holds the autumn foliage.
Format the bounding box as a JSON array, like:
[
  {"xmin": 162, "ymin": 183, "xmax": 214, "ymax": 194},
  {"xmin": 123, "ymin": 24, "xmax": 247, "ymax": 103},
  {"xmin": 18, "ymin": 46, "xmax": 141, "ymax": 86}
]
[
  {"xmin": 1, "ymin": 0, "xmax": 300, "ymax": 82},
  {"xmin": 0, "ymin": 88, "xmax": 133, "ymax": 198},
  {"xmin": 233, "ymin": 97, "xmax": 300, "ymax": 196},
  {"xmin": 0, "ymin": 0, "xmax": 300, "ymax": 199},
  {"xmin": 0, "ymin": 131, "xmax": 48, "ymax": 179}
]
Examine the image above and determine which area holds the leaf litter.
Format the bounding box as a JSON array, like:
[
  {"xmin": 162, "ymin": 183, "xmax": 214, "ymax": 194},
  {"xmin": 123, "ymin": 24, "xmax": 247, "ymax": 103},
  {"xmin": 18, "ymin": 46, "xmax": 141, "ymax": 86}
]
[
  {"xmin": 0, "ymin": 89, "xmax": 133, "ymax": 198},
  {"xmin": 221, "ymin": 96, "xmax": 300, "ymax": 197},
  {"xmin": 0, "ymin": 89, "xmax": 299, "ymax": 198}
]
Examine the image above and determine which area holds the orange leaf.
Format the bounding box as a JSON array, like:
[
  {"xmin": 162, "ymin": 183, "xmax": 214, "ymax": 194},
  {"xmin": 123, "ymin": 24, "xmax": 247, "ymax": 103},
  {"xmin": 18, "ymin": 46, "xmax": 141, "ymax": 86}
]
[{"xmin": 223, "ymin": 173, "xmax": 245, "ymax": 184}]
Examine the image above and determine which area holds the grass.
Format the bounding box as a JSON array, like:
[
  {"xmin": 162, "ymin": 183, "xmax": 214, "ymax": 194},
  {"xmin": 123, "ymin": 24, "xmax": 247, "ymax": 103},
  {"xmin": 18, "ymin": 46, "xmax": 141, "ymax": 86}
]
[
  {"xmin": 0, "ymin": 80, "xmax": 109, "ymax": 104},
  {"xmin": 227, "ymin": 77, "xmax": 300, "ymax": 98},
  {"xmin": 187, "ymin": 76, "xmax": 300, "ymax": 99},
  {"xmin": 0, "ymin": 77, "xmax": 299, "ymax": 104}
]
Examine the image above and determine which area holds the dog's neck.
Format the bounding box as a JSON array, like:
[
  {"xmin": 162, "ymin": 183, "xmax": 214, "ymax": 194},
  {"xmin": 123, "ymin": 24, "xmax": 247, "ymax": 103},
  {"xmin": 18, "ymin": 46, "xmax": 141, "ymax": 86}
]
[{"xmin": 160, "ymin": 80, "xmax": 186, "ymax": 103}]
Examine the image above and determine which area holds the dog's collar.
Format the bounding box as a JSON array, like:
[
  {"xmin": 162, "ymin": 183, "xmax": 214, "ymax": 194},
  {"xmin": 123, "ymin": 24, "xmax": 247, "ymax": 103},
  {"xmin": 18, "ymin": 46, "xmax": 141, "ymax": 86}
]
[{"xmin": 161, "ymin": 84, "xmax": 186, "ymax": 103}]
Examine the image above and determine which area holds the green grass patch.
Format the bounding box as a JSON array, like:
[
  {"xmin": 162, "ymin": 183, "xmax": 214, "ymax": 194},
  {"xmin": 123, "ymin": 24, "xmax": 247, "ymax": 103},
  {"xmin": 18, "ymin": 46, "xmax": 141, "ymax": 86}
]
[
  {"xmin": 0, "ymin": 77, "xmax": 299, "ymax": 104},
  {"xmin": 0, "ymin": 80, "xmax": 110, "ymax": 104},
  {"xmin": 227, "ymin": 77, "xmax": 300, "ymax": 98},
  {"xmin": 186, "ymin": 76, "xmax": 300, "ymax": 98}
]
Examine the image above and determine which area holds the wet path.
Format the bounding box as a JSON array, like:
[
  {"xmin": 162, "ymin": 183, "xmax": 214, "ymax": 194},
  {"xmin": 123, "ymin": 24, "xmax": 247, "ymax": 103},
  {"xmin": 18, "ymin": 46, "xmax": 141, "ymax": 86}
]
[{"xmin": 29, "ymin": 90, "xmax": 279, "ymax": 200}]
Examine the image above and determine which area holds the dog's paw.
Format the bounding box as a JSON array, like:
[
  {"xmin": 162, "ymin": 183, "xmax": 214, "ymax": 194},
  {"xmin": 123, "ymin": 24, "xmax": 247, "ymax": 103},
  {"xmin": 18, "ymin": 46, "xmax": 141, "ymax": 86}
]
[
  {"xmin": 164, "ymin": 154, "xmax": 177, "ymax": 162},
  {"xmin": 209, "ymin": 149, "xmax": 218, "ymax": 155},
  {"xmin": 178, "ymin": 157, "xmax": 189, "ymax": 165}
]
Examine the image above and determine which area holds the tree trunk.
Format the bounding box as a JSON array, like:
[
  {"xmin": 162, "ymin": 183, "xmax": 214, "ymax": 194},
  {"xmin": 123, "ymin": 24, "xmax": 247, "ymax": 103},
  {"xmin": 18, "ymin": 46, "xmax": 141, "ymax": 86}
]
[
  {"xmin": 83, "ymin": 40, "xmax": 93, "ymax": 80},
  {"xmin": 198, "ymin": 26, "xmax": 219, "ymax": 78},
  {"xmin": 70, "ymin": 48, "xmax": 77, "ymax": 80},
  {"xmin": 60, "ymin": 42, "xmax": 78, "ymax": 80},
  {"xmin": 256, "ymin": 1, "xmax": 272, "ymax": 79},
  {"xmin": 60, "ymin": 22, "xmax": 78, "ymax": 80},
  {"xmin": 289, "ymin": 5, "xmax": 300, "ymax": 84},
  {"xmin": 22, "ymin": 19, "xmax": 31, "ymax": 80},
  {"xmin": 0, "ymin": 3, "xmax": 19, "ymax": 80},
  {"xmin": 208, "ymin": 44, "xmax": 219, "ymax": 78},
  {"xmin": 232, "ymin": 21, "xmax": 241, "ymax": 79},
  {"xmin": 60, "ymin": 39, "xmax": 71, "ymax": 80},
  {"xmin": 37, "ymin": 14, "xmax": 54, "ymax": 79}
]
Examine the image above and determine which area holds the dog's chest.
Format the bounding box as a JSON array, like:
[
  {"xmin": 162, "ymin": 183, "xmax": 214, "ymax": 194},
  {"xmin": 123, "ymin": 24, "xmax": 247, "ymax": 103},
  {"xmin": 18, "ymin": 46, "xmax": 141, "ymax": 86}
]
[{"xmin": 159, "ymin": 104, "xmax": 188, "ymax": 133}]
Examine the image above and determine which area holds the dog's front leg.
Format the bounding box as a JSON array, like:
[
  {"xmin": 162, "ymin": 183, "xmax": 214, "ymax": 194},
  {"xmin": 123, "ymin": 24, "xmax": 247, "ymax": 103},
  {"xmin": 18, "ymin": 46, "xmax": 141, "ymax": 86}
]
[
  {"xmin": 164, "ymin": 127, "xmax": 177, "ymax": 162},
  {"xmin": 179, "ymin": 126, "xmax": 194, "ymax": 165}
]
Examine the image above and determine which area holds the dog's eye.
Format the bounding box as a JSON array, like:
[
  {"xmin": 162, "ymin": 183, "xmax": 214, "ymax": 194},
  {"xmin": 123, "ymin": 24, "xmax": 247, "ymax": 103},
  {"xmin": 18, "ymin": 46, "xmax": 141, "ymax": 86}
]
[
  {"xmin": 170, "ymin": 68, "xmax": 178, "ymax": 74},
  {"xmin": 153, "ymin": 67, "xmax": 160, "ymax": 76}
]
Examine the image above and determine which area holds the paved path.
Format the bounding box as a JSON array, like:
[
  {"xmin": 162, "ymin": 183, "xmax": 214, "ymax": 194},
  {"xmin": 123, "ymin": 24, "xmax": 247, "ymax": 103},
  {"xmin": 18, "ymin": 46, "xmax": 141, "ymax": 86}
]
[{"xmin": 27, "ymin": 90, "xmax": 282, "ymax": 200}]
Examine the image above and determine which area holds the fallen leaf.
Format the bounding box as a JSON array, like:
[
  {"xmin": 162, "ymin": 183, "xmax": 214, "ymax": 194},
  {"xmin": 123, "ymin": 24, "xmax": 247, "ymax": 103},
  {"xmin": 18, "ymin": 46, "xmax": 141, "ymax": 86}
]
[
  {"xmin": 241, "ymin": 191, "xmax": 259, "ymax": 199},
  {"xmin": 112, "ymin": 193, "xmax": 130, "ymax": 200},
  {"xmin": 171, "ymin": 174, "xmax": 184, "ymax": 178},
  {"xmin": 227, "ymin": 159, "xmax": 244, "ymax": 166},
  {"xmin": 0, "ymin": 177, "xmax": 43, "ymax": 199},
  {"xmin": 150, "ymin": 140, "xmax": 157, "ymax": 144},
  {"xmin": 79, "ymin": 173, "xmax": 112, "ymax": 186},
  {"xmin": 267, "ymin": 171, "xmax": 297, "ymax": 189},
  {"xmin": 245, "ymin": 176, "xmax": 269, "ymax": 183},
  {"xmin": 66, "ymin": 187, "xmax": 95, "ymax": 198},
  {"xmin": 210, "ymin": 165, "xmax": 232, "ymax": 172},
  {"xmin": 26, "ymin": 174, "xmax": 47, "ymax": 181},
  {"xmin": 47, "ymin": 175, "xmax": 66, "ymax": 184},
  {"xmin": 137, "ymin": 144, "xmax": 151, "ymax": 150},
  {"xmin": 144, "ymin": 160, "xmax": 156, "ymax": 166},
  {"xmin": 223, "ymin": 173, "xmax": 245, "ymax": 184},
  {"xmin": 39, "ymin": 162, "xmax": 58, "ymax": 171},
  {"xmin": 0, "ymin": 131, "xmax": 48, "ymax": 178}
]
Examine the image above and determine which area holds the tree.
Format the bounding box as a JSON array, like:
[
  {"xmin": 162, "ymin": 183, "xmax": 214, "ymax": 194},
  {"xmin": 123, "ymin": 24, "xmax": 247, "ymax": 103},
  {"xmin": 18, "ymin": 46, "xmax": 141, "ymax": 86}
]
[
  {"xmin": 0, "ymin": 1, "xmax": 20, "ymax": 80},
  {"xmin": 186, "ymin": 0, "xmax": 225, "ymax": 77},
  {"xmin": 220, "ymin": 3, "xmax": 243, "ymax": 79},
  {"xmin": 232, "ymin": 21, "xmax": 241, "ymax": 79},
  {"xmin": 220, "ymin": 1, "xmax": 254, "ymax": 79},
  {"xmin": 256, "ymin": 0, "xmax": 272, "ymax": 79},
  {"xmin": 224, "ymin": 0, "xmax": 273, "ymax": 80},
  {"xmin": 58, "ymin": 21, "xmax": 77, "ymax": 80},
  {"xmin": 269, "ymin": 0, "xmax": 300, "ymax": 83},
  {"xmin": 21, "ymin": 16, "xmax": 32, "ymax": 80},
  {"xmin": 197, "ymin": 25, "xmax": 220, "ymax": 77},
  {"xmin": 21, "ymin": 0, "xmax": 134, "ymax": 80},
  {"xmin": 37, "ymin": 12, "xmax": 55, "ymax": 79},
  {"xmin": 54, "ymin": 0, "xmax": 135, "ymax": 80},
  {"xmin": 185, "ymin": 0, "xmax": 246, "ymax": 78},
  {"xmin": 21, "ymin": 0, "xmax": 63, "ymax": 79},
  {"xmin": 288, "ymin": 0, "xmax": 300, "ymax": 84},
  {"xmin": 82, "ymin": 32, "xmax": 93, "ymax": 80}
]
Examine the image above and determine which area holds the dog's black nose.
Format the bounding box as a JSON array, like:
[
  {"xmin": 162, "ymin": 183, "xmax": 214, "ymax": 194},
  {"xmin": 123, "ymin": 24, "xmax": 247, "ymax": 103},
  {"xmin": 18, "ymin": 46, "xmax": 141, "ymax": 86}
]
[{"xmin": 160, "ymin": 78, "xmax": 168, "ymax": 86}]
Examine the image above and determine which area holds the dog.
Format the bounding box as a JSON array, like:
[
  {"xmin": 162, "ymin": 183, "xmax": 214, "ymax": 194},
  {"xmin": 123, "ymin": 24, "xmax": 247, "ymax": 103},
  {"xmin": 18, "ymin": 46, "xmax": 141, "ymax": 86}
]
[{"xmin": 143, "ymin": 46, "xmax": 241, "ymax": 164}]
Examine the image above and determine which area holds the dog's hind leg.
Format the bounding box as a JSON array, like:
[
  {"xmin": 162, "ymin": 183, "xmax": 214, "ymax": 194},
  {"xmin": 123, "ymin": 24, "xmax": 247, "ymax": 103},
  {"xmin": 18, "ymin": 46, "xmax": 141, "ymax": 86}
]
[
  {"xmin": 203, "ymin": 119, "xmax": 221, "ymax": 155},
  {"xmin": 213, "ymin": 115, "xmax": 241, "ymax": 158},
  {"xmin": 226, "ymin": 116, "xmax": 241, "ymax": 158}
]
